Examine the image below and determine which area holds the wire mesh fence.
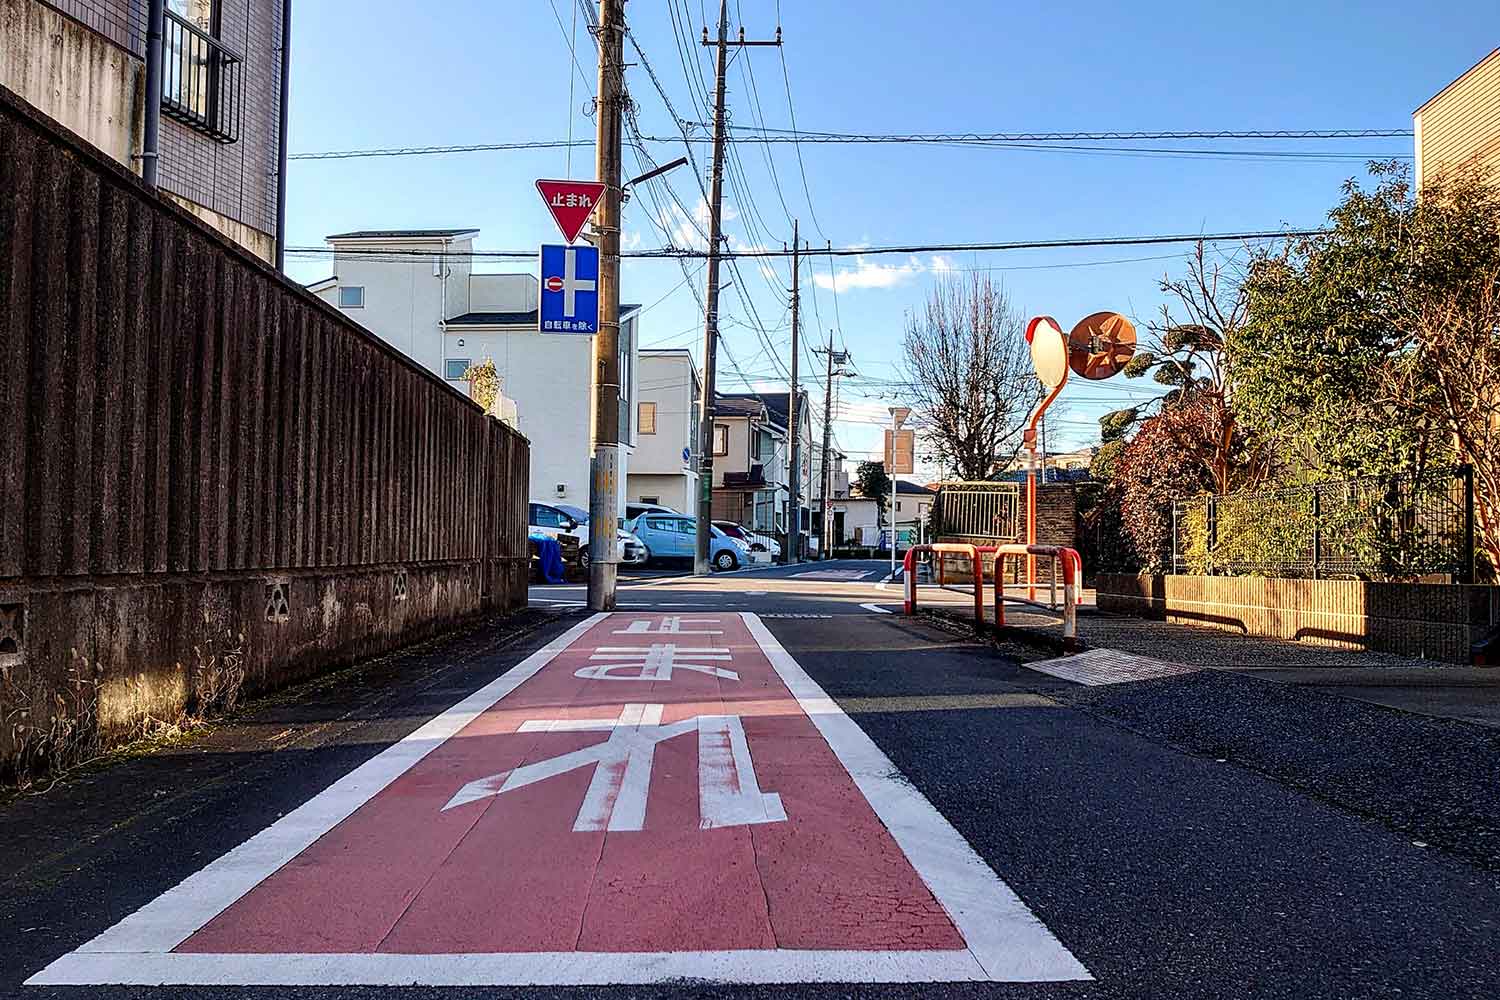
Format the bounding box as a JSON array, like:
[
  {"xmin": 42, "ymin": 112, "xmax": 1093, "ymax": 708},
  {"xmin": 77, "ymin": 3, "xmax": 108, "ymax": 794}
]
[{"xmin": 1172, "ymin": 465, "xmax": 1476, "ymax": 582}]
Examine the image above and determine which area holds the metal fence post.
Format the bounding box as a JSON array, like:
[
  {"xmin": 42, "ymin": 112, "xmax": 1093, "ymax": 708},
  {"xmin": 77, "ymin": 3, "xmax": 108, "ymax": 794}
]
[
  {"xmin": 1461, "ymin": 463, "xmax": 1476, "ymax": 585},
  {"xmin": 1312, "ymin": 488, "xmax": 1322, "ymax": 580}
]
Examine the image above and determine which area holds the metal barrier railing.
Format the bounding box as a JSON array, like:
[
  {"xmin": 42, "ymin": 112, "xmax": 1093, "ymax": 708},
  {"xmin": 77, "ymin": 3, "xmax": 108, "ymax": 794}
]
[
  {"xmin": 989, "ymin": 544, "xmax": 1082, "ymax": 651},
  {"xmin": 902, "ymin": 543, "xmax": 985, "ymax": 627}
]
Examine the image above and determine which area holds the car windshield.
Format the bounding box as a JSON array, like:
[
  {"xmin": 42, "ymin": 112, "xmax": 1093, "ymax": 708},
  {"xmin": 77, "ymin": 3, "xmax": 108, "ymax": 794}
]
[{"xmin": 555, "ymin": 504, "xmax": 589, "ymax": 523}]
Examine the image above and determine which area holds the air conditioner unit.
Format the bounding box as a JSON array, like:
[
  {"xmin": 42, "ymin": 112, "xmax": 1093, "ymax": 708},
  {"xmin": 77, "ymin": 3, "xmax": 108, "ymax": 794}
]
[{"xmin": 555, "ymin": 483, "xmax": 567, "ymax": 497}]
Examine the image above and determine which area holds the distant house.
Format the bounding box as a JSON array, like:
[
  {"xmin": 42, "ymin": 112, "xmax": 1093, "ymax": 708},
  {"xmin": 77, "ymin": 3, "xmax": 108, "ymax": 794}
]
[
  {"xmin": 1415, "ymin": 48, "xmax": 1500, "ymax": 189},
  {"xmin": 629, "ymin": 349, "xmax": 700, "ymax": 513},
  {"xmin": 892, "ymin": 480, "xmax": 936, "ymax": 539},
  {"xmin": 707, "ymin": 391, "xmax": 816, "ymax": 544},
  {"xmin": 309, "ymin": 228, "xmax": 640, "ymax": 510},
  {"xmin": 2, "ymin": 0, "xmax": 291, "ymax": 262}
]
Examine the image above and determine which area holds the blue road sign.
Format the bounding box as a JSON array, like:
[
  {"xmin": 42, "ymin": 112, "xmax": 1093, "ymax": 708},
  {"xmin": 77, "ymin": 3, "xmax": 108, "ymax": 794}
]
[{"xmin": 539, "ymin": 244, "xmax": 599, "ymax": 335}]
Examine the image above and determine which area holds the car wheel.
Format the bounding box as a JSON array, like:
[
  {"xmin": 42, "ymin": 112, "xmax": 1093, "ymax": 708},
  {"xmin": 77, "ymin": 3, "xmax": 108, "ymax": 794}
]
[
  {"xmin": 579, "ymin": 549, "xmax": 591, "ymax": 570},
  {"xmin": 714, "ymin": 550, "xmax": 738, "ymax": 571}
]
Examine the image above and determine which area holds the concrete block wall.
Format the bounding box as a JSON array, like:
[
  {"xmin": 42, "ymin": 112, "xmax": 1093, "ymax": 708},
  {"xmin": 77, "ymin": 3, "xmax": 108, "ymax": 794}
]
[
  {"xmin": 1097, "ymin": 574, "xmax": 1500, "ymax": 663},
  {"xmin": 0, "ymin": 84, "xmax": 530, "ymax": 778}
]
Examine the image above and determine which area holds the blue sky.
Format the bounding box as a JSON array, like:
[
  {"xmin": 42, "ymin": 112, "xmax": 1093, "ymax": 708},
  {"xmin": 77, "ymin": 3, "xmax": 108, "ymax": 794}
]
[{"xmin": 281, "ymin": 1, "xmax": 1499, "ymax": 471}]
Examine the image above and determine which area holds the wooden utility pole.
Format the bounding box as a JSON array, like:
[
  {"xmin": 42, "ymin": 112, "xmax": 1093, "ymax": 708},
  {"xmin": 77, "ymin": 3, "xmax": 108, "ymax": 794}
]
[
  {"xmin": 786, "ymin": 219, "xmax": 801, "ymax": 564},
  {"xmin": 587, "ymin": 0, "xmax": 625, "ymax": 611},
  {"xmin": 817, "ymin": 340, "xmax": 849, "ymax": 558},
  {"xmin": 694, "ymin": 0, "xmax": 781, "ymax": 575}
]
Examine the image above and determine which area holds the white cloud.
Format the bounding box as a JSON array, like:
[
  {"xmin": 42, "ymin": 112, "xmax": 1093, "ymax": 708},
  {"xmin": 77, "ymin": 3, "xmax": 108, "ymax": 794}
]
[
  {"xmin": 813, "ymin": 254, "xmax": 924, "ymax": 291},
  {"xmin": 928, "ymin": 254, "xmax": 956, "ymax": 274}
]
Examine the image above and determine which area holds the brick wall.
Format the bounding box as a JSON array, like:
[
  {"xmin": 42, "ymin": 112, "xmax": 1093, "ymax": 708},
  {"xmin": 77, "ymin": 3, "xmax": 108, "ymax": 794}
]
[
  {"xmin": 1096, "ymin": 574, "xmax": 1500, "ymax": 663},
  {"xmin": 0, "ymin": 85, "xmax": 529, "ymax": 780},
  {"xmin": 36, "ymin": 0, "xmax": 282, "ymax": 246}
]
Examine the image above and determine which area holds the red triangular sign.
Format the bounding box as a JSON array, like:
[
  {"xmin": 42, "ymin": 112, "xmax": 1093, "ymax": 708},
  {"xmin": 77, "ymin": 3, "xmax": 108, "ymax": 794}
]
[{"xmin": 535, "ymin": 179, "xmax": 606, "ymax": 243}]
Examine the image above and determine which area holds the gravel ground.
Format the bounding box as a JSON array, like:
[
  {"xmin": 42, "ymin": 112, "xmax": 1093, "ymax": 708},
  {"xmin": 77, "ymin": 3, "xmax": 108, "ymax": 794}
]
[{"xmin": 1055, "ymin": 668, "xmax": 1500, "ymax": 871}]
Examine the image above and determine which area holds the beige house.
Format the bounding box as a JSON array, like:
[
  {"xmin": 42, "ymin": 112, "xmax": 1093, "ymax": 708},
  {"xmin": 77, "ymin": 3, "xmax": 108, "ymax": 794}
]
[
  {"xmin": 629, "ymin": 349, "xmax": 701, "ymax": 513},
  {"xmin": 1414, "ymin": 48, "xmax": 1500, "ymax": 188}
]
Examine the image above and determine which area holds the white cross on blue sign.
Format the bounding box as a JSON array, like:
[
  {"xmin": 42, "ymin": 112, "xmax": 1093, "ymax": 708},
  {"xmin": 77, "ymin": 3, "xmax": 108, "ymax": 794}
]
[{"xmin": 539, "ymin": 244, "xmax": 599, "ymax": 335}]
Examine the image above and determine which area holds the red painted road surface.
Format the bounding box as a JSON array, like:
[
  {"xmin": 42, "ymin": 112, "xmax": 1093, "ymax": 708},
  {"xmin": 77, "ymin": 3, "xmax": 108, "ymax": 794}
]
[
  {"xmin": 30, "ymin": 613, "xmax": 1087, "ymax": 986},
  {"xmin": 183, "ymin": 612, "xmax": 960, "ymax": 954}
]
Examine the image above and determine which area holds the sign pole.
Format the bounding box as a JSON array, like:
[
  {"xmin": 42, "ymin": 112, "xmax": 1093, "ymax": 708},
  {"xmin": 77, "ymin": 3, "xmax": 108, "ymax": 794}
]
[
  {"xmin": 587, "ymin": 0, "xmax": 624, "ymax": 612},
  {"xmin": 786, "ymin": 220, "xmax": 801, "ymax": 565}
]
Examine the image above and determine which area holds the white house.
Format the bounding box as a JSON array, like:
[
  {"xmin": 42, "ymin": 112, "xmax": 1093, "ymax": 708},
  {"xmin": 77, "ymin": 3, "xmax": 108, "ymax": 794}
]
[
  {"xmin": 309, "ymin": 229, "xmax": 639, "ymax": 511},
  {"xmin": 629, "ymin": 349, "xmax": 700, "ymax": 513}
]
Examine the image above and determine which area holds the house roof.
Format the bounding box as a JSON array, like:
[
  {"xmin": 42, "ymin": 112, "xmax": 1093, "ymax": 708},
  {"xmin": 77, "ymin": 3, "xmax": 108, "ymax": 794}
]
[
  {"xmin": 304, "ymin": 275, "xmax": 337, "ymax": 291},
  {"xmin": 445, "ymin": 303, "xmax": 641, "ymax": 328},
  {"xmin": 712, "ymin": 397, "xmax": 766, "ymax": 418},
  {"xmin": 894, "ymin": 480, "xmax": 935, "ymax": 496},
  {"xmin": 327, "ymin": 228, "xmax": 480, "ymax": 241},
  {"xmin": 1416, "ymin": 47, "xmax": 1500, "ymax": 114},
  {"xmin": 714, "ymin": 390, "xmax": 805, "ymax": 429},
  {"xmin": 446, "ymin": 310, "xmax": 538, "ymax": 326}
]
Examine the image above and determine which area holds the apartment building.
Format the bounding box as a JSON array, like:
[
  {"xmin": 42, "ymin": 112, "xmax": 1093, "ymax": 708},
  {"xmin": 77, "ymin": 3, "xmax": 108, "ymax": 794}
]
[
  {"xmin": 628, "ymin": 349, "xmax": 700, "ymax": 513},
  {"xmin": 2, "ymin": 0, "xmax": 290, "ymax": 261},
  {"xmin": 310, "ymin": 228, "xmax": 640, "ymax": 511},
  {"xmin": 1415, "ymin": 48, "xmax": 1500, "ymax": 188}
]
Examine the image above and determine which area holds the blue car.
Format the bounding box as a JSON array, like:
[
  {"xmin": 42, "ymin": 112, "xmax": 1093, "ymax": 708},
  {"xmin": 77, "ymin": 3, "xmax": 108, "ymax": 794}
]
[{"xmin": 624, "ymin": 513, "xmax": 748, "ymax": 571}]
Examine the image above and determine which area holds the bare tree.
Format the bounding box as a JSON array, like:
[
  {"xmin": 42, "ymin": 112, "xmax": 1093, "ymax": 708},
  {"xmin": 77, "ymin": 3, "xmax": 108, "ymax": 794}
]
[
  {"xmin": 1105, "ymin": 242, "xmax": 1269, "ymax": 494},
  {"xmin": 901, "ymin": 274, "xmax": 1040, "ymax": 481},
  {"xmin": 1380, "ymin": 265, "xmax": 1500, "ymax": 573}
]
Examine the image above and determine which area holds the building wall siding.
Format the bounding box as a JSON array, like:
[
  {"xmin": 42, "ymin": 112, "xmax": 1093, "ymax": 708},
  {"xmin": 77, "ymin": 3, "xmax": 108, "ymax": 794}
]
[
  {"xmin": 17, "ymin": 0, "xmax": 283, "ymax": 250},
  {"xmin": 1416, "ymin": 48, "xmax": 1500, "ymax": 187},
  {"xmin": 0, "ymin": 0, "xmax": 143, "ymax": 164}
]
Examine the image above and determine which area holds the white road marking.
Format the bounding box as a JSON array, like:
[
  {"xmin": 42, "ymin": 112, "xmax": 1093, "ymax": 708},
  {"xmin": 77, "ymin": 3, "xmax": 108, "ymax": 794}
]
[
  {"xmin": 37, "ymin": 614, "xmax": 607, "ymax": 960},
  {"xmin": 859, "ymin": 603, "xmax": 894, "ymax": 614},
  {"xmin": 576, "ymin": 644, "xmax": 739, "ymax": 681},
  {"xmin": 613, "ymin": 616, "xmax": 721, "ymax": 635},
  {"xmin": 30, "ymin": 612, "xmax": 1089, "ymax": 987},
  {"xmin": 443, "ymin": 704, "xmax": 784, "ymax": 833}
]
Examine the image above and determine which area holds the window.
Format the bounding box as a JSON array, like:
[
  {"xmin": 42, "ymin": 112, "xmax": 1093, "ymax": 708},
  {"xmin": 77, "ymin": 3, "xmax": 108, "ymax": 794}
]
[
  {"xmin": 338, "ymin": 286, "xmax": 365, "ymax": 309},
  {"xmin": 445, "ymin": 358, "xmax": 471, "ymax": 380},
  {"xmin": 638, "ymin": 401, "xmax": 657, "ymax": 435},
  {"xmin": 751, "ymin": 429, "xmax": 762, "ymax": 460},
  {"xmin": 639, "ymin": 496, "xmax": 659, "ymax": 505},
  {"xmin": 644, "ymin": 517, "xmax": 672, "ymax": 532},
  {"xmin": 530, "ymin": 504, "xmax": 564, "ymax": 528},
  {"xmin": 713, "ymin": 424, "xmax": 729, "ymax": 456},
  {"xmin": 161, "ymin": 0, "xmax": 243, "ymax": 143}
]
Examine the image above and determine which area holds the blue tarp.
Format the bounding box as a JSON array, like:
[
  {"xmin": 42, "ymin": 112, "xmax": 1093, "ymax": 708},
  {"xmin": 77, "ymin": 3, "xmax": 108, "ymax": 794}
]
[{"xmin": 529, "ymin": 532, "xmax": 567, "ymax": 584}]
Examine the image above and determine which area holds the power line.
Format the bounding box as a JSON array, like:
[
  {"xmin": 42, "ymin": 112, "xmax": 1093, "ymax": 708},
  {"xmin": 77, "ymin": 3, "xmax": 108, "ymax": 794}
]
[
  {"xmin": 284, "ymin": 226, "xmax": 1328, "ymax": 262},
  {"xmin": 681, "ymin": 124, "xmax": 1415, "ymax": 142},
  {"xmin": 289, "ymin": 129, "xmax": 1413, "ymax": 161}
]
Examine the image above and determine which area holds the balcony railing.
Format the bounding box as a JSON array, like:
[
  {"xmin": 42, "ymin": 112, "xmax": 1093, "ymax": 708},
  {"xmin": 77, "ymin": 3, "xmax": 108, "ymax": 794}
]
[{"xmin": 161, "ymin": 10, "xmax": 243, "ymax": 144}]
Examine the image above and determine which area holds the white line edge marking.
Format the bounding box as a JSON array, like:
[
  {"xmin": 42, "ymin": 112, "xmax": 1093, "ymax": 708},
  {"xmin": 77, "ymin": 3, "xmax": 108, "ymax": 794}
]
[
  {"xmin": 859, "ymin": 602, "xmax": 894, "ymax": 614},
  {"xmin": 28, "ymin": 611, "xmax": 1090, "ymax": 987},
  {"xmin": 740, "ymin": 612, "xmax": 1091, "ymax": 984},
  {"xmin": 30, "ymin": 614, "xmax": 608, "ymax": 962}
]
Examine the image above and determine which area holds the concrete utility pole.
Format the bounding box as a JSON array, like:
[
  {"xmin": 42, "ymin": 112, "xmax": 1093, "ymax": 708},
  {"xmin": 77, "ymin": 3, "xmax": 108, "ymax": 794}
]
[
  {"xmin": 587, "ymin": 0, "xmax": 625, "ymax": 612},
  {"xmin": 786, "ymin": 219, "xmax": 801, "ymax": 564},
  {"xmin": 694, "ymin": 0, "xmax": 781, "ymax": 575},
  {"xmin": 817, "ymin": 340, "xmax": 849, "ymax": 559}
]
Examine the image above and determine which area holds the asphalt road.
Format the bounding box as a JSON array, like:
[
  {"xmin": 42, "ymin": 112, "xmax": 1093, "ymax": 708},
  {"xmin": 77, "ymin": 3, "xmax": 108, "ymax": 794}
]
[{"xmin": 3, "ymin": 561, "xmax": 1497, "ymax": 999}]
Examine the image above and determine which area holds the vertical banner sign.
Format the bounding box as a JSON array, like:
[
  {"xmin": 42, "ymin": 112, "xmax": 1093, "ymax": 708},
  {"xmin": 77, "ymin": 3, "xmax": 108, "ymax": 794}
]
[
  {"xmin": 883, "ymin": 429, "xmax": 916, "ymax": 475},
  {"xmin": 539, "ymin": 244, "xmax": 600, "ymax": 335}
]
